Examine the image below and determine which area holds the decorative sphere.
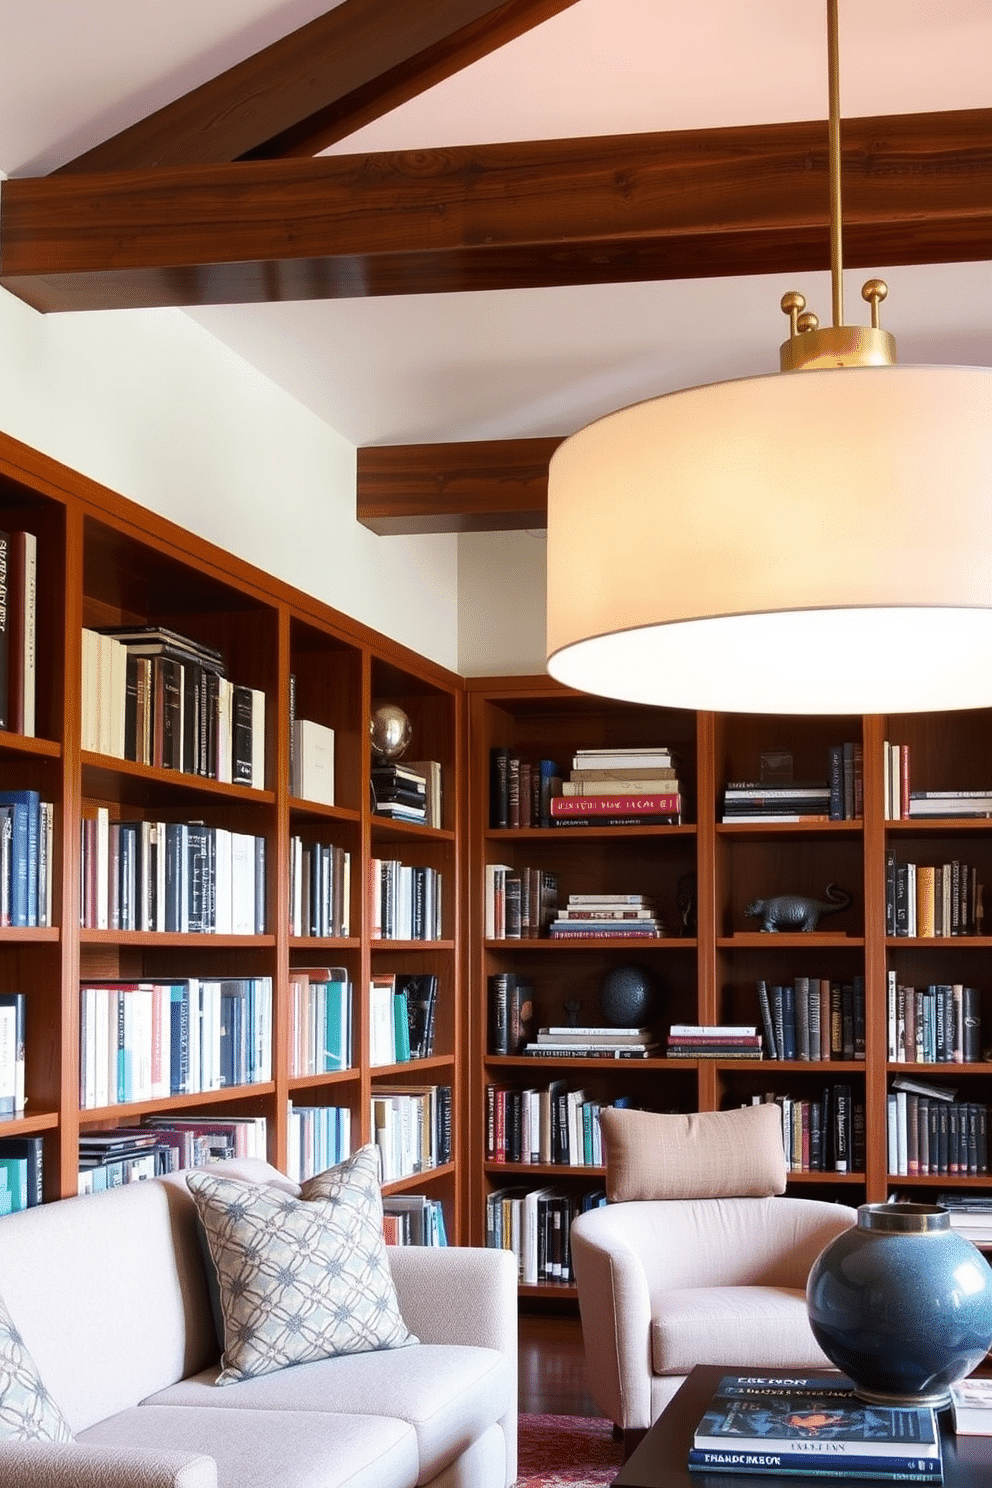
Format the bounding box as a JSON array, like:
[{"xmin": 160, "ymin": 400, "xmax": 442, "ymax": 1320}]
[
  {"xmin": 370, "ymin": 705, "xmax": 412, "ymax": 762},
  {"xmin": 807, "ymin": 1203, "xmax": 992, "ymax": 1408},
  {"xmin": 599, "ymin": 964, "xmax": 661, "ymax": 1028}
]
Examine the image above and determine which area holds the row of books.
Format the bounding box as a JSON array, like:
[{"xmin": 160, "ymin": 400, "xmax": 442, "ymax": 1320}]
[
  {"xmin": 757, "ymin": 1085, "xmax": 864, "ymax": 1174},
  {"xmin": 722, "ymin": 749, "xmax": 865, "ymax": 823},
  {"xmin": 486, "ymin": 1184, "xmax": 606, "ymax": 1286},
  {"xmin": 690, "ymin": 1371, "xmax": 941, "ymax": 1480},
  {"xmin": 757, "ymin": 977, "xmax": 866, "ymax": 1063},
  {"xmin": 369, "ymin": 858, "xmax": 443, "ymax": 940},
  {"xmin": 371, "ymin": 1083, "xmax": 452, "ymax": 1183},
  {"xmin": 885, "ymin": 852, "xmax": 982, "ymax": 937},
  {"xmin": 487, "ymin": 972, "xmax": 534, "ymax": 1055},
  {"xmin": 887, "ymin": 1084, "xmax": 988, "ymax": 1177},
  {"xmin": 548, "ymin": 891, "xmax": 664, "ymax": 940},
  {"xmin": 885, "ymin": 738, "xmax": 992, "ymax": 821},
  {"xmin": 525, "ymin": 1025, "xmax": 659, "ymax": 1060},
  {"xmin": 0, "ymin": 1133, "xmax": 43, "ymax": 1211},
  {"xmin": 79, "ymin": 976, "xmax": 273, "ymax": 1108},
  {"xmin": 289, "ymin": 835, "xmax": 350, "ymax": 938},
  {"xmin": 287, "ymin": 1103, "xmax": 351, "ymax": 1184},
  {"xmin": 80, "ymin": 808, "xmax": 266, "ymax": 934},
  {"xmin": 369, "ymin": 972, "xmax": 438, "ymax": 1066},
  {"xmin": 489, "ymin": 749, "xmax": 562, "ymax": 829},
  {"xmin": 486, "ymin": 1083, "xmax": 633, "ymax": 1166},
  {"xmin": 289, "ymin": 967, "xmax": 352, "ymax": 1076},
  {"xmin": 886, "ymin": 978, "xmax": 983, "ymax": 1064},
  {"xmin": 0, "ymin": 529, "xmax": 36, "ymax": 738},
  {"xmin": 372, "ymin": 759, "xmax": 442, "ymax": 827},
  {"xmin": 82, "ymin": 625, "xmax": 265, "ymax": 787},
  {"xmin": 383, "ymin": 1193, "xmax": 448, "ymax": 1246},
  {"xmin": 666, "ymin": 1024, "xmax": 762, "ymax": 1059},
  {"xmin": 290, "ymin": 717, "xmax": 335, "ymax": 806},
  {"xmin": 77, "ymin": 1114, "xmax": 268, "ymax": 1192},
  {"xmin": 0, "ymin": 789, "xmax": 52, "ymax": 927},
  {"xmin": 483, "ymin": 863, "xmax": 559, "ymax": 939}
]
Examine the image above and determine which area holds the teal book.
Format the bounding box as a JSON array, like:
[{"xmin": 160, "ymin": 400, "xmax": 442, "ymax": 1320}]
[
  {"xmin": 392, "ymin": 989, "xmax": 411, "ymax": 1062},
  {"xmin": 323, "ymin": 974, "xmax": 351, "ymax": 1072}
]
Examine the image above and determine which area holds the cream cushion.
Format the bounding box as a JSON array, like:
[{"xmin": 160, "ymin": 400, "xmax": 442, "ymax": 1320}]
[{"xmin": 599, "ymin": 1103, "xmax": 787, "ymax": 1202}]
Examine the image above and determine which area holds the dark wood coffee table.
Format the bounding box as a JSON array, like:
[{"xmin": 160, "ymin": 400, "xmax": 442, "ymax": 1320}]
[{"xmin": 612, "ymin": 1366, "xmax": 982, "ymax": 1488}]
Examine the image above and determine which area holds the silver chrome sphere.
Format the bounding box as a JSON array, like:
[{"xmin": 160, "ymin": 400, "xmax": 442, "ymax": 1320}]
[{"xmin": 370, "ymin": 704, "xmax": 412, "ymax": 762}]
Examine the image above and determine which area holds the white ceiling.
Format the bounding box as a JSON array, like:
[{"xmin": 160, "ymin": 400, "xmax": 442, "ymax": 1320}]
[{"xmin": 2, "ymin": 0, "xmax": 990, "ymax": 449}]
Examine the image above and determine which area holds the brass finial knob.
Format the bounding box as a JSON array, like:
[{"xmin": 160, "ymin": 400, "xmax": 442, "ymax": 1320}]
[
  {"xmin": 797, "ymin": 311, "xmax": 820, "ymax": 334},
  {"xmin": 781, "ymin": 291, "xmax": 806, "ymax": 338},
  {"xmin": 862, "ymin": 278, "xmax": 889, "ymax": 330}
]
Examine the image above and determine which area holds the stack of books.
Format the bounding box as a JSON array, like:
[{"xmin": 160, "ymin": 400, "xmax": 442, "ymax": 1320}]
[
  {"xmin": 934, "ymin": 1192, "xmax": 992, "ymax": 1246},
  {"xmin": 547, "ymin": 892, "xmax": 664, "ymax": 940},
  {"xmin": 523, "ymin": 1025, "xmax": 660, "ymax": 1060},
  {"xmin": 372, "ymin": 761, "xmax": 429, "ymax": 823},
  {"xmin": 721, "ymin": 780, "xmax": 831, "ymax": 823},
  {"xmin": 550, "ymin": 745, "xmax": 681, "ymax": 826},
  {"xmin": 666, "ymin": 1024, "xmax": 763, "ymax": 1059},
  {"xmin": 689, "ymin": 1373, "xmax": 943, "ymax": 1480},
  {"xmin": 908, "ymin": 790, "xmax": 992, "ymax": 819}
]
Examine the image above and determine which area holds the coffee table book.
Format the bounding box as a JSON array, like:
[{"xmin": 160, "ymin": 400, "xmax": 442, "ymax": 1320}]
[{"xmin": 688, "ymin": 1374, "xmax": 942, "ymax": 1480}]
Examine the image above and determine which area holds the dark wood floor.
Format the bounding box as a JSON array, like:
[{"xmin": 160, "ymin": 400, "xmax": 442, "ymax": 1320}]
[{"xmin": 518, "ymin": 1305, "xmax": 599, "ymax": 1416}]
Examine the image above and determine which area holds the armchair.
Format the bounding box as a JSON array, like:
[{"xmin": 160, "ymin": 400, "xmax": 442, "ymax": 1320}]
[{"xmin": 570, "ymin": 1104, "xmax": 857, "ymax": 1454}]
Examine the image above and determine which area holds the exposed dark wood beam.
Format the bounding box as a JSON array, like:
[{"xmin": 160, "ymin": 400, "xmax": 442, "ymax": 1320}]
[
  {"xmin": 357, "ymin": 438, "xmax": 563, "ymax": 533},
  {"xmin": 55, "ymin": 0, "xmax": 584, "ymax": 171},
  {"xmin": 3, "ymin": 108, "xmax": 991, "ymax": 313}
]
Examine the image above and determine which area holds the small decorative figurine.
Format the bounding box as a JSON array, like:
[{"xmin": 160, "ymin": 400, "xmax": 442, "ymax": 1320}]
[{"xmin": 745, "ymin": 884, "xmax": 852, "ymax": 933}]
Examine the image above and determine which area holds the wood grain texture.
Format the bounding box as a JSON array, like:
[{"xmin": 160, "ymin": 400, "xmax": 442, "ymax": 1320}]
[
  {"xmin": 54, "ymin": 0, "xmax": 585, "ymax": 171},
  {"xmin": 357, "ymin": 438, "xmax": 563, "ymax": 534},
  {"xmin": 4, "ymin": 109, "xmax": 991, "ymax": 312}
]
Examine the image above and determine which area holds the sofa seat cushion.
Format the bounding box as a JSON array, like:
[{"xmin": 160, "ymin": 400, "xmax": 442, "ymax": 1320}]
[
  {"xmin": 79, "ymin": 1404, "xmax": 418, "ymax": 1488},
  {"xmin": 145, "ymin": 1341, "xmax": 512, "ymax": 1484},
  {"xmin": 651, "ymin": 1286, "xmax": 831, "ymax": 1377}
]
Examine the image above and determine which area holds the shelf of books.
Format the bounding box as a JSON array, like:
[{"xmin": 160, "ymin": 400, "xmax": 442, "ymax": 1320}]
[
  {"xmin": 0, "ymin": 428, "xmax": 464, "ymax": 1247},
  {"xmin": 468, "ymin": 684, "xmax": 992, "ymax": 1297}
]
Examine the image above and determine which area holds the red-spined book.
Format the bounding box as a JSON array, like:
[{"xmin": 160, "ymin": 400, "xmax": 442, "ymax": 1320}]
[{"xmin": 550, "ymin": 792, "xmax": 680, "ymax": 817}]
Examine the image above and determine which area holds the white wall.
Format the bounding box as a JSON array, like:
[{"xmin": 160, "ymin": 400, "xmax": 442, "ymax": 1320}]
[
  {"xmin": 0, "ymin": 287, "xmax": 460, "ymax": 671},
  {"xmin": 457, "ymin": 528, "xmax": 548, "ymax": 678}
]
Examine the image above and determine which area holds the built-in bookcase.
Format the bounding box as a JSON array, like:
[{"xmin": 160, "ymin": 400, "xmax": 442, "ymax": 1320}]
[
  {"xmin": 467, "ymin": 679, "xmax": 992, "ymax": 1298},
  {"xmin": 0, "ymin": 429, "xmax": 463, "ymax": 1242}
]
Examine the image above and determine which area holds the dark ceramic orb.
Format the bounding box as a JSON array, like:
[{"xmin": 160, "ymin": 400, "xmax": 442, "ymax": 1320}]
[
  {"xmin": 807, "ymin": 1203, "xmax": 992, "ymax": 1407},
  {"xmin": 599, "ymin": 965, "xmax": 661, "ymax": 1028}
]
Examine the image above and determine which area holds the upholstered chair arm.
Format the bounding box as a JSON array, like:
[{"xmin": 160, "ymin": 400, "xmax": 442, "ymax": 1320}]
[
  {"xmin": 0, "ymin": 1444, "xmax": 217, "ymax": 1488},
  {"xmin": 570, "ymin": 1210, "xmax": 654, "ymax": 1430}
]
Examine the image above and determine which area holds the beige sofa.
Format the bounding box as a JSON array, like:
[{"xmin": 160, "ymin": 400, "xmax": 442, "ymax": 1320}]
[{"xmin": 0, "ymin": 1159, "xmax": 518, "ymax": 1488}]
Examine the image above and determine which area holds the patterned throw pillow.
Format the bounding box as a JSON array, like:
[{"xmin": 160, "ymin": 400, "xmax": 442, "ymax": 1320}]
[
  {"xmin": 187, "ymin": 1145, "xmax": 415, "ymax": 1384},
  {"xmin": 0, "ymin": 1292, "xmax": 72, "ymax": 1441}
]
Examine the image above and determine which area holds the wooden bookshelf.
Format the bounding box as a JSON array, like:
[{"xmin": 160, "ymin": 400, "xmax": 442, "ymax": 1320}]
[
  {"xmin": 467, "ymin": 678, "xmax": 992, "ymax": 1296},
  {"xmin": 0, "ymin": 428, "xmax": 464, "ymax": 1242}
]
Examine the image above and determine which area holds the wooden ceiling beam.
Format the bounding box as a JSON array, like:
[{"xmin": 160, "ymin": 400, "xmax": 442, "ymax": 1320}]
[
  {"xmin": 357, "ymin": 438, "xmax": 563, "ymax": 533},
  {"xmin": 54, "ymin": 0, "xmax": 585, "ymax": 172},
  {"xmin": 3, "ymin": 108, "xmax": 990, "ymax": 314}
]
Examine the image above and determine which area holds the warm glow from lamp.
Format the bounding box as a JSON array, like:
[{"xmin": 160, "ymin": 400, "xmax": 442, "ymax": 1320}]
[
  {"xmin": 546, "ymin": 363, "xmax": 992, "ymax": 714},
  {"xmin": 545, "ymin": 0, "xmax": 992, "ymax": 715}
]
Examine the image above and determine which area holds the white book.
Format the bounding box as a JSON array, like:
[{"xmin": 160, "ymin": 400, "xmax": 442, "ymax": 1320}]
[
  {"xmin": 95, "ymin": 806, "xmax": 110, "ymax": 930},
  {"xmin": 230, "ymin": 832, "xmax": 256, "ymax": 936},
  {"xmin": 17, "ymin": 531, "xmax": 35, "ymax": 738},
  {"xmin": 292, "ymin": 718, "xmax": 334, "ymax": 805},
  {"xmin": 186, "ymin": 978, "xmax": 201, "ymax": 1094},
  {"xmin": 213, "ymin": 826, "xmax": 232, "ymax": 934},
  {"xmin": 215, "ymin": 677, "xmax": 233, "ymax": 784},
  {"xmin": 250, "ymin": 687, "xmax": 266, "ymax": 789},
  {"xmin": 0, "ymin": 1005, "xmax": 16, "ymax": 1117}
]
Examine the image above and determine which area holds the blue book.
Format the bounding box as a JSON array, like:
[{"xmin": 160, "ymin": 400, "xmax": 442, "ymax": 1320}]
[
  {"xmin": 169, "ymin": 982, "xmax": 190, "ymax": 1095},
  {"xmin": 0, "ymin": 790, "xmax": 39, "ymax": 927}
]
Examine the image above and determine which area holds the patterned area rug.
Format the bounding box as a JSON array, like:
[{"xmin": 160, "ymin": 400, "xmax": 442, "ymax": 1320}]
[{"xmin": 515, "ymin": 1412, "xmax": 623, "ymax": 1487}]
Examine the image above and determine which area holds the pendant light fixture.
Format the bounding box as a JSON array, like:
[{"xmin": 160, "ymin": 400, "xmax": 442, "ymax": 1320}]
[{"xmin": 546, "ymin": 1, "xmax": 992, "ymax": 715}]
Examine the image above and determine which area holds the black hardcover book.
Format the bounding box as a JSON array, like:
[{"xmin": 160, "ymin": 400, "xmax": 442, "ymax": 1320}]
[
  {"xmin": 398, "ymin": 973, "xmax": 437, "ymax": 1059},
  {"xmin": 186, "ymin": 823, "xmax": 212, "ymax": 933},
  {"xmin": 489, "ymin": 972, "xmax": 513, "ymax": 1055},
  {"xmin": 232, "ymin": 684, "xmax": 254, "ymax": 785},
  {"xmin": 490, "ymin": 747, "xmax": 511, "ymax": 829},
  {"xmin": 156, "ymin": 656, "xmax": 183, "ymax": 771}
]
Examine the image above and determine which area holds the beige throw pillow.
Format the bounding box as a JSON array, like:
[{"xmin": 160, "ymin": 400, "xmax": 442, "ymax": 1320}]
[
  {"xmin": 600, "ymin": 1103, "xmax": 787, "ymax": 1202},
  {"xmin": 187, "ymin": 1145, "xmax": 415, "ymax": 1384}
]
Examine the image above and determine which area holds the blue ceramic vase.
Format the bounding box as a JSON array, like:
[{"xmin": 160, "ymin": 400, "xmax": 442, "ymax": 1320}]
[{"xmin": 806, "ymin": 1202, "xmax": 992, "ymax": 1407}]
